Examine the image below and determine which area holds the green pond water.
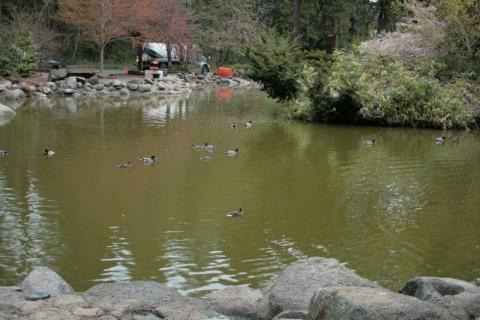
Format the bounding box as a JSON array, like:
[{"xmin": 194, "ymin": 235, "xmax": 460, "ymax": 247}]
[{"xmin": 0, "ymin": 89, "xmax": 479, "ymax": 296}]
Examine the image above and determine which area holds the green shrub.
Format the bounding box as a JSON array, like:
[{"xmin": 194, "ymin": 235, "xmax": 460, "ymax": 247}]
[
  {"xmin": 0, "ymin": 32, "xmax": 37, "ymax": 77},
  {"xmin": 245, "ymin": 31, "xmax": 302, "ymax": 101},
  {"xmin": 300, "ymin": 50, "xmax": 476, "ymax": 128}
]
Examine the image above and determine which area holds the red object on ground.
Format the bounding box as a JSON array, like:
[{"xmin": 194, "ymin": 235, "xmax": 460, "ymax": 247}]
[{"xmin": 216, "ymin": 67, "xmax": 234, "ymax": 78}]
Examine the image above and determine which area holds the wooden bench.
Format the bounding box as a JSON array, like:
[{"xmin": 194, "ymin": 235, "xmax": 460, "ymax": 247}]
[{"xmin": 66, "ymin": 65, "xmax": 97, "ymax": 77}]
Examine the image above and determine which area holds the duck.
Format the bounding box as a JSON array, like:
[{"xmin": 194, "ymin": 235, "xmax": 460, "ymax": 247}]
[
  {"xmin": 435, "ymin": 136, "xmax": 446, "ymax": 143},
  {"xmin": 200, "ymin": 155, "xmax": 213, "ymax": 161},
  {"xmin": 117, "ymin": 161, "xmax": 132, "ymax": 169},
  {"xmin": 225, "ymin": 207, "xmax": 243, "ymax": 218},
  {"xmin": 0, "ymin": 149, "xmax": 8, "ymax": 157},
  {"xmin": 363, "ymin": 139, "xmax": 375, "ymax": 145},
  {"xmin": 44, "ymin": 149, "xmax": 55, "ymax": 157},
  {"xmin": 140, "ymin": 155, "xmax": 156, "ymax": 164},
  {"xmin": 230, "ymin": 123, "xmax": 237, "ymax": 128},
  {"xmin": 244, "ymin": 120, "xmax": 252, "ymax": 128},
  {"xmin": 225, "ymin": 148, "xmax": 239, "ymax": 156},
  {"xmin": 204, "ymin": 142, "xmax": 216, "ymax": 150},
  {"xmin": 192, "ymin": 144, "xmax": 206, "ymax": 150}
]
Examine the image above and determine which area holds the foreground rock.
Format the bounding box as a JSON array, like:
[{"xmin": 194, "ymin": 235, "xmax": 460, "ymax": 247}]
[
  {"xmin": 0, "ymin": 103, "xmax": 16, "ymax": 116},
  {"xmin": 205, "ymin": 285, "xmax": 268, "ymax": 319},
  {"xmin": 307, "ymin": 286, "xmax": 453, "ymax": 320},
  {"xmin": 20, "ymin": 266, "xmax": 73, "ymax": 296},
  {"xmin": 267, "ymin": 257, "xmax": 380, "ymax": 316},
  {"xmin": 401, "ymin": 277, "xmax": 480, "ymax": 319}
]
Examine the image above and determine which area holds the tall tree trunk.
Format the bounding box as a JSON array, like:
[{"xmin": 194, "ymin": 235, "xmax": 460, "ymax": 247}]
[
  {"xmin": 166, "ymin": 41, "xmax": 172, "ymax": 68},
  {"xmin": 293, "ymin": 0, "xmax": 301, "ymax": 38},
  {"xmin": 99, "ymin": 45, "xmax": 105, "ymax": 74},
  {"xmin": 331, "ymin": 18, "xmax": 338, "ymax": 52},
  {"xmin": 377, "ymin": 0, "xmax": 389, "ymax": 32}
]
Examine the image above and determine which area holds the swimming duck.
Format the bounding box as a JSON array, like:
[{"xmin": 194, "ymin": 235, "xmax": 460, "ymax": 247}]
[
  {"xmin": 244, "ymin": 120, "xmax": 252, "ymax": 128},
  {"xmin": 204, "ymin": 142, "xmax": 216, "ymax": 150},
  {"xmin": 0, "ymin": 149, "xmax": 8, "ymax": 156},
  {"xmin": 363, "ymin": 139, "xmax": 375, "ymax": 145},
  {"xmin": 140, "ymin": 155, "xmax": 156, "ymax": 164},
  {"xmin": 117, "ymin": 161, "xmax": 132, "ymax": 169},
  {"xmin": 44, "ymin": 149, "xmax": 55, "ymax": 157},
  {"xmin": 225, "ymin": 148, "xmax": 239, "ymax": 156},
  {"xmin": 225, "ymin": 207, "xmax": 243, "ymax": 217},
  {"xmin": 230, "ymin": 123, "xmax": 237, "ymax": 128},
  {"xmin": 192, "ymin": 144, "xmax": 206, "ymax": 150},
  {"xmin": 435, "ymin": 136, "xmax": 446, "ymax": 143},
  {"xmin": 200, "ymin": 155, "xmax": 213, "ymax": 161}
]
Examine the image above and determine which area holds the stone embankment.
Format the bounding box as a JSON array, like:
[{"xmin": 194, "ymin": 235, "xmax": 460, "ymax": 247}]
[
  {"xmin": 0, "ymin": 69, "xmax": 259, "ymax": 101},
  {"xmin": 1, "ymin": 257, "xmax": 480, "ymax": 320}
]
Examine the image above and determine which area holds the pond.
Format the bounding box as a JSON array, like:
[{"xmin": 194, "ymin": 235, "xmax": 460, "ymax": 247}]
[{"xmin": 0, "ymin": 88, "xmax": 479, "ymax": 295}]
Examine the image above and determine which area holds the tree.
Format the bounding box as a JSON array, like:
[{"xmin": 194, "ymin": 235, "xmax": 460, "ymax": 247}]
[
  {"xmin": 293, "ymin": 0, "xmax": 302, "ymax": 37},
  {"xmin": 58, "ymin": 0, "xmax": 189, "ymax": 72}
]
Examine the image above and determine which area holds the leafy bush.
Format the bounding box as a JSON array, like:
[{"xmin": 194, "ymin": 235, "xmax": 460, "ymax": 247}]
[
  {"xmin": 0, "ymin": 32, "xmax": 38, "ymax": 77},
  {"xmin": 304, "ymin": 50, "xmax": 476, "ymax": 128}
]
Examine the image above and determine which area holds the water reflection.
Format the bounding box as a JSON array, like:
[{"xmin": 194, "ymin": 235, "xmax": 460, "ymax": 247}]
[{"xmin": 0, "ymin": 90, "xmax": 480, "ymax": 293}]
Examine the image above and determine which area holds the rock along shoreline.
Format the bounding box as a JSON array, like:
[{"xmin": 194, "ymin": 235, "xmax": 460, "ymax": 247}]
[
  {"xmin": 1, "ymin": 257, "xmax": 479, "ymax": 320},
  {"xmin": 0, "ymin": 70, "xmax": 260, "ymax": 101}
]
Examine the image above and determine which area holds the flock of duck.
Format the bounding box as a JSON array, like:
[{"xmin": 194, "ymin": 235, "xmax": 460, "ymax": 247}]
[{"xmin": 0, "ymin": 126, "xmax": 449, "ymax": 219}]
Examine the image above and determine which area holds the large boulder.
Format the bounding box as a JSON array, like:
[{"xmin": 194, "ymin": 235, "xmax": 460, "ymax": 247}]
[
  {"xmin": 127, "ymin": 83, "xmax": 138, "ymax": 91},
  {"xmin": 307, "ymin": 286, "xmax": 454, "ymax": 320},
  {"xmin": 205, "ymin": 286, "xmax": 268, "ymax": 319},
  {"xmin": 20, "ymin": 267, "xmax": 73, "ymax": 296},
  {"xmin": 400, "ymin": 277, "xmax": 480, "ymax": 318},
  {"xmin": 268, "ymin": 257, "xmax": 380, "ymax": 317},
  {"xmin": 5, "ymin": 89, "xmax": 26, "ymax": 100},
  {"xmin": 87, "ymin": 76, "xmax": 99, "ymax": 85},
  {"xmin": 66, "ymin": 76, "xmax": 77, "ymax": 90},
  {"xmin": 0, "ymin": 103, "xmax": 16, "ymax": 116},
  {"xmin": 49, "ymin": 68, "xmax": 67, "ymax": 81},
  {"xmin": 112, "ymin": 79, "xmax": 122, "ymax": 89}
]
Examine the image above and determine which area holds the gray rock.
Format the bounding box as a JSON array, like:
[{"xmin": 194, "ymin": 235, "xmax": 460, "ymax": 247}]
[
  {"xmin": 138, "ymin": 84, "xmax": 152, "ymax": 93},
  {"xmin": 307, "ymin": 286, "xmax": 452, "ymax": 320},
  {"xmin": 272, "ymin": 310, "xmax": 307, "ymax": 320},
  {"xmin": 20, "ymin": 267, "xmax": 73, "ymax": 296},
  {"xmin": 66, "ymin": 76, "xmax": 77, "ymax": 89},
  {"xmin": 107, "ymin": 86, "xmax": 117, "ymax": 92},
  {"xmin": 112, "ymin": 79, "xmax": 122, "ymax": 88},
  {"xmin": 127, "ymin": 78, "xmax": 144, "ymax": 85},
  {"xmin": 154, "ymin": 299, "xmax": 217, "ymax": 320},
  {"xmin": 77, "ymin": 82, "xmax": 83, "ymax": 89},
  {"xmin": 401, "ymin": 277, "xmax": 480, "ymax": 319},
  {"xmin": 84, "ymin": 281, "xmax": 183, "ymax": 310},
  {"xmin": 268, "ymin": 257, "xmax": 380, "ymax": 317},
  {"xmin": 0, "ymin": 103, "xmax": 16, "ymax": 115},
  {"xmin": 47, "ymin": 82, "xmax": 57, "ymax": 91},
  {"xmin": 104, "ymin": 80, "xmax": 113, "ymax": 87},
  {"xmin": 42, "ymin": 87, "xmax": 52, "ymax": 95},
  {"xmin": 49, "ymin": 68, "xmax": 67, "ymax": 81},
  {"xmin": 5, "ymin": 89, "xmax": 26, "ymax": 100},
  {"xmin": 24, "ymin": 291, "xmax": 50, "ymax": 301},
  {"xmin": 0, "ymin": 84, "xmax": 6, "ymax": 92},
  {"xmin": 156, "ymin": 82, "xmax": 166, "ymax": 91},
  {"xmin": 95, "ymin": 84, "xmax": 105, "ymax": 91},
  {"xmin": 144, "ymin": 78, "xmax": 154, "ymax": 85},
  {"xmin": 64, "ymin": 89, "xmax": 74, "ymax": 95},
  {"xmin": 119, "ymin": 88, "xmax": 129, "ymax": 95},
  {"xmin": 75, "ymin": 76, "xmax": 86, "ymax": 83},
  {"xmin": 205, "ymin": 286, "xmax": 268, "ymax": 319},
  {"xmin": 87, "ymin": 76, "xmax": 99, "ymax": 85},
  {"xmin": 127, "ymin": 83, "xmax": 138, "ymax": 91},
  {"xmin": 33, "ymin": 92, "xmax": 47, "ymax": 98},
  {"xmin": 401, "ymin": 277, "xmax": 480, "ymax": 303}
]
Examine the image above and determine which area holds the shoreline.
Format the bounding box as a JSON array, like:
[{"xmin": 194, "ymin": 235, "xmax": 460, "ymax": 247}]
[{"xmin": 1, "ymin": 257, "xmax": 479, "ymax": 319}]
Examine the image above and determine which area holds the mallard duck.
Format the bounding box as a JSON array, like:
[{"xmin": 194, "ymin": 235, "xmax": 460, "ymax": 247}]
[
  {"xmin": 0, "ymin": 149, "xmax": 8, "ymax": 157},
  {"xmin": 230, "ymin": 123, "xmax": 237, "ymax": 128},
  {"xmin": 226, "ymin": 207, "xmax": 243, "ymax": 217},
  {"xmin": 435, "ymin": 136, "xmax": 446, "ymax": 143},
  {"xmin": 117, "ymin": 161, "xmax": 132, "ymax": 169},
  {"xmin": 244, "ymin": 120, "xmax": 252, "ymax": 128},
  {"xmin": 44, "ymin": 149, "xmax": 55, "ymax": 157},
  {"xmin": 200, "ymin": 155, "xmax": 213, "ymax": 161},
  {"xmin": 363, "ymin": 139, "xmax": 375, "ymax": 145},
  {"xmin": 140, "ymin": 155, "xmax": 156, "ymax": 164},
  {"xmin": 225, "ymin": 148, "xmax": 239, "ymax": 156},
  {"xmin": 205, "ymin": 142, "xmax": 216, "ymax": 150}
]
